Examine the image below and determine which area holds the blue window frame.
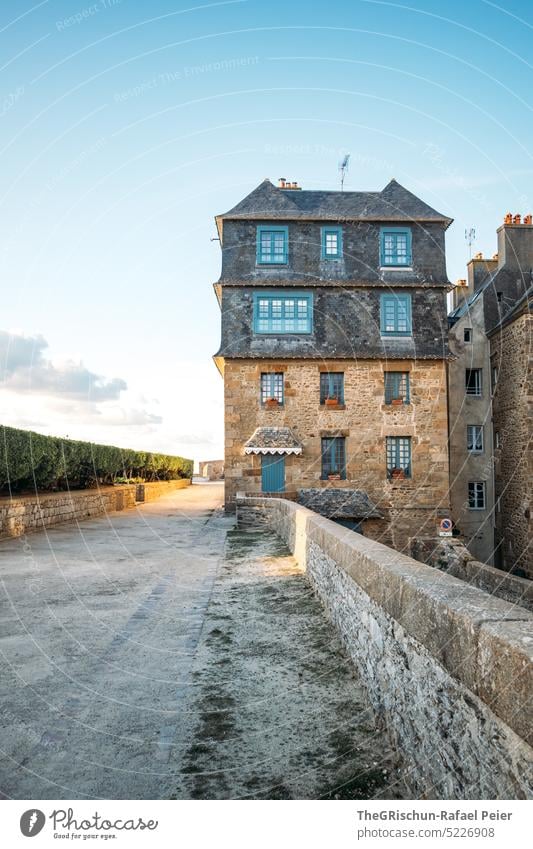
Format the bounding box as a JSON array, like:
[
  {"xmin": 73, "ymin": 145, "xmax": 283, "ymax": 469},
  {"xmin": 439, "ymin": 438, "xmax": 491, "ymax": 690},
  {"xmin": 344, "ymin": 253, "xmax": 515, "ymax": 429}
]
[
  {"xmin": 384, "ymin": 372, "xmax": 410, "ymax": 404},
  {"xmin": 261, "ymin": 372, "xmax": 284, "ymax": 404},
  {"xmin": 321, "ymin": 437, "xmax": 346, "ymax": 479},
  {"xmin": 380, "ymin": 293, "xmax": 412, "ymax": 336},
  {"xmin": 256, "ymin": 225, "xmax": 288, "ymax": 264},
  {"xmin": 320, "ymin": 372, "xmax": 344, "ymax": 404},
  {"xmin": 380, "ymin": 227, "xmax": 412, "ymax": 267},
  {"xmin": 386, "ymin": 436, "xmax": 412, "ymax": 478},
  {"xmin": 253, "ymin": 291, "xmax": 313, "ymax": 334},
  {"xmin": 321, "ymin": 226, "xmax": 343, "ymax": 259}
]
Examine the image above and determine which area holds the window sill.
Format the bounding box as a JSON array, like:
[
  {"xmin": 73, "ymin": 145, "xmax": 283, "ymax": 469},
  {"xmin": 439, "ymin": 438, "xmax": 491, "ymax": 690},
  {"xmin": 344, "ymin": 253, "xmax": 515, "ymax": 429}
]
[
  {"xmin": 386, "ymin": 476, "xmax": 413, "ymax": 483},
  {"xmin": 256, "ymin": 261, "xmax": 288, "ymax": 267},
  {"xmin": 320, "ymin": 403, "xmax": 346, "ymax": 410},
  {"xmin": 380, "ymin": 266, "xmax": 413, "ymax": 271},
  {"xmin": 380, "ymin": 334, "xmax": 413, "ymax": 339}
]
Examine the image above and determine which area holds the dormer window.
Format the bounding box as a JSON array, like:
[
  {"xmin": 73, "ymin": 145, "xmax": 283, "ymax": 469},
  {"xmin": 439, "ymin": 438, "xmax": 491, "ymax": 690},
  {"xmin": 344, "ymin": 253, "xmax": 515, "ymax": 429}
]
[
  {"xmin": 380, "ymin": 227, "xmax": 412, "ymax": 267},
  {"xmin": 256, "ymin": 226, "xmax": 288, "ymax": 264},
  {"xmin": 321, "ymin": 226, "xmax": 343, "ymax": 259}
]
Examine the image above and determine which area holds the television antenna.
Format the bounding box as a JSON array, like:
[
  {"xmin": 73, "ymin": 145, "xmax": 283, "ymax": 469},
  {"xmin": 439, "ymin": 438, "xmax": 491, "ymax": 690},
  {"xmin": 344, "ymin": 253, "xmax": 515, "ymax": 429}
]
[
  {"xmin": 465, "ymin": 227, "xmax": 476, "ymax": 259},
  {"xmin": 339, "ymin": 154, "xmax": 350, "ymax": 191}
]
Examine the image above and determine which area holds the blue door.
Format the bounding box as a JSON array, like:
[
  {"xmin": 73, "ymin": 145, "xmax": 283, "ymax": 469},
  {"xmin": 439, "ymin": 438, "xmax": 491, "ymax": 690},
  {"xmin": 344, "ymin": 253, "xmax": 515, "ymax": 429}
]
[{"xmin": 261, "ymin": 454, "xmax": 285, "ymax": 493}]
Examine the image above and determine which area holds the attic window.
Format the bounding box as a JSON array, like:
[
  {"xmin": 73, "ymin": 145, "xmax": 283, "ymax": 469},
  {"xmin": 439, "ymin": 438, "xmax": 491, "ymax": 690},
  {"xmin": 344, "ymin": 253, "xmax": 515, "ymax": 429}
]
[
  {"xmin": 380, "ymin": 227, "xmax": 412, "ymax": 267},
  {"xmin": 256, "ymin": 226, "xmax": 288, "ymax": 265}
]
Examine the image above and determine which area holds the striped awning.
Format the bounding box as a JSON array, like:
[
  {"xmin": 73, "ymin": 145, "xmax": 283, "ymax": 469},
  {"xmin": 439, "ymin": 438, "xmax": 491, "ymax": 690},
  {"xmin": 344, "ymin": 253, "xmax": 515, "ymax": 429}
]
[{"xmin": 244, "ymin": 427, "xmax": 303, "ymax": 455}]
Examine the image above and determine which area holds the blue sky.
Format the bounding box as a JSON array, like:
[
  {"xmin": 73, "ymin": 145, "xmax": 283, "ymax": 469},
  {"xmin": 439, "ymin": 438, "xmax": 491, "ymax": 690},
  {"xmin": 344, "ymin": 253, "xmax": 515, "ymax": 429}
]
[{"xmin": 1, "ymin": 0, "xmax": 532, "ymax": 462}]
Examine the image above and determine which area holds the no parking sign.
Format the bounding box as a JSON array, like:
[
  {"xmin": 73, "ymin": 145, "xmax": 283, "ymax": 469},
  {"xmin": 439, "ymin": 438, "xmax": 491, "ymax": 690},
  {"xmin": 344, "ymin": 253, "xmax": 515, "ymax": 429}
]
[{"xmin": 439, "ymin": 518, "xmax": 453, "ymax": 537}]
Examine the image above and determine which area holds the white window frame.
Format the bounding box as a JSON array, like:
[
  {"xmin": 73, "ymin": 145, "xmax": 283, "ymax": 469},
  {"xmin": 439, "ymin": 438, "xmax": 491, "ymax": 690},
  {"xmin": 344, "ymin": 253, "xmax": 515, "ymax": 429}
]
[{"xmin": 467, "ymin": 425, "xmax": 483, "ymax": 453}]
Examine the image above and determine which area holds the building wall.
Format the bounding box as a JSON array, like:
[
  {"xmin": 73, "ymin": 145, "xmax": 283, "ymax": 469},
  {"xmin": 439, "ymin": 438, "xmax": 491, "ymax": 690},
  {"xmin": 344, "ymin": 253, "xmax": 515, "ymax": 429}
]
[
  {"xmin": 224, "ymin": 358, "xmax": 450, "ymax": 552},
  {"xmin": 219, "ymin": 219, "xmax": 449, "ymax": 284},
  {"xmin": 490, "ymin": 312, "xmax": 533, "ymax": 578},
  {"xmin": 448, "ymin": 298, "xmax": 495, "ymax": 564},
  {"xmin": 216, "ymin": 285, "xmax": 449, "ymax": 361},
  {"xmin": 199, "ymin": 460, "xmax": 225, "ymax": 480}
]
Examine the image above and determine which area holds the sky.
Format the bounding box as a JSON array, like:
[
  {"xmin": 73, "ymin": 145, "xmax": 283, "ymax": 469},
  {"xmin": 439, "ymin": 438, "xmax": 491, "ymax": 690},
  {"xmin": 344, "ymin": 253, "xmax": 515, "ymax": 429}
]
[{"xmin": 1, "ymin": 0, "xmax": 532, "ymax": 464}]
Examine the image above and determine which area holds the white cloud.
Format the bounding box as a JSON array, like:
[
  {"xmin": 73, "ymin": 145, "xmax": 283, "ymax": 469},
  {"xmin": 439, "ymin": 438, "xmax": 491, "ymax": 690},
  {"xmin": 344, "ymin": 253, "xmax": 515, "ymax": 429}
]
[{"xmin": 0, "ymin": 330, "xmax": 126, "ymax": 401}]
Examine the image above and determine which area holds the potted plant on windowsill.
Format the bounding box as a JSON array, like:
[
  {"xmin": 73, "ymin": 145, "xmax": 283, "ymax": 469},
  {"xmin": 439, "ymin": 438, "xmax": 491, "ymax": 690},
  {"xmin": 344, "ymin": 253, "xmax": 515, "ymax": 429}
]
[
  {"xmin": 264, "ymin": 397, "xmax": 280, "ymax": 409},
  {"xmin": 327, "ymin": 473, "xmax": 341, "ymax": 480},
  {"xmin": 391, "ymin": 396, "xmax": 404, "ymax": 406},
  {"xmin": 325, "ymin": 396, "xmax": 340, "ymax": 408},
  {"xmin": 390, "ymin": 467, "xmax": 406, "ymax": 480}
]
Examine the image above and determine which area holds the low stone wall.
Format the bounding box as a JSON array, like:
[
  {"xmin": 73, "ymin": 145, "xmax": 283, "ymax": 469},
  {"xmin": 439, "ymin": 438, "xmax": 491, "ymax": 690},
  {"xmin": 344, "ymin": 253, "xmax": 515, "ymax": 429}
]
[
  {"xmin": 236, "ymin": 496, "xmax": 533, "ymax": 799},
  {"xmin": 0, "ymin": 479, "xmax": 191, "ymax": 540},
  {"xmin": 412, "ymin": 537, "xmax": 533, "ymax": 614}
]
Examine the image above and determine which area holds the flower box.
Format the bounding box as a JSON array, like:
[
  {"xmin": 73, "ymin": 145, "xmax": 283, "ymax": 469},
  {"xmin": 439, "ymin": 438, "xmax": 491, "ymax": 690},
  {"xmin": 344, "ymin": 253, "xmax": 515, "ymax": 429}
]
[
  {"xmin": 325, "ymin": 397, "xmax": 340, "ymax": 407},
  {"xmin": 391, "ymin": 468, "xmax": 406, "ymax": 480},
  {"xmin": 328, "ymin": 473, "xmax": 341, "ymax": 481},
  {"xmin": 264, "ymin": 398, "xmax": 280, "ymax": 409},
  {"xmin": 391, "ymin": 397, "xmax": 404, "ymax": 406}
]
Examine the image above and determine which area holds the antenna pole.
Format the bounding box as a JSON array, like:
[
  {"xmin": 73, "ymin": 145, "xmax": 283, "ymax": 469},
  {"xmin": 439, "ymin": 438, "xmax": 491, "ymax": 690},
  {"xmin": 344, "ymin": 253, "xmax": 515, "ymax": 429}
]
[
  {"xmin": 338, "ymin": 154, "xmax": 350, "ymax": 191},
  {"xmin": 465, "ymin": 227, "xmax": 476, "ymax": 259}
]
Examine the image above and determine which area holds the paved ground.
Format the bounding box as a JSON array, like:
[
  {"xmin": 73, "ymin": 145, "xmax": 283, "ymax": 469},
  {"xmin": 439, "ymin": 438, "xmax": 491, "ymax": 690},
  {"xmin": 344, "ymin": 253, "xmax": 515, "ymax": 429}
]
[{"xmin": 0, "ymin": 483, "xmax": 404, "ymax": 799}]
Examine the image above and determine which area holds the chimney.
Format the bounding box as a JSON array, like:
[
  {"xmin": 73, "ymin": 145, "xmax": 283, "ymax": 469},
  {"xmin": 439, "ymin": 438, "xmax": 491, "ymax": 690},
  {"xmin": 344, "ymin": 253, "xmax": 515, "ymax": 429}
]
[
  {"xmin": 497, "ymin": 213, "xmax": 533, "ymax": 271},
  {"xmin": 466, "ymin": 252, "xmax": 498, "ymax": 293},
  {"xmin": 278, "ymin": 178, "xmax": 301, "ymax": 190},
  {"xmin": 452, "ymin": 278, "xmax": 471, "ymax": 309}
]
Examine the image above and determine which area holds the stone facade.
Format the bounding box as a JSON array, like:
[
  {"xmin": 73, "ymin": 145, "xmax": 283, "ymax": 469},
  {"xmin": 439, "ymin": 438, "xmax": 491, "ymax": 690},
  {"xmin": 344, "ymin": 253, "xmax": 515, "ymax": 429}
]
[
  {"xmin": 198, "ymin": 459, "xmax": 224, "ymax": 480},
  {"xmin": 490, "ymin": 311, "xmax": 533, "ymax": 577},
  {"xmin": 0, "ymin": 479, "xmax": 191, "ymax": 540},
  {"xmin": 236, "ymin": 496, "xmax": 533, "ymax": 799},
  {"xmin": 225, "ymin": 357, "xmax": 449, "ymax": 551}
]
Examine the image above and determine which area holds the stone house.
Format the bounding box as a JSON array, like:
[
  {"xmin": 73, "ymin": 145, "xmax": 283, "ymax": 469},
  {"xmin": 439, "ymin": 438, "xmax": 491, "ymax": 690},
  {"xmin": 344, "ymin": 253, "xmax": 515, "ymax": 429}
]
[
  {"xmin": 213, "ymin": 177, "xmax": 452, "ymax": 551},
  {"xmin": 198, "ymin": 460, "xmax": 225, "ymax": 480},
  {"xmin": 448, "ymin": 216, "xmax": 533, "ymax": 577}
]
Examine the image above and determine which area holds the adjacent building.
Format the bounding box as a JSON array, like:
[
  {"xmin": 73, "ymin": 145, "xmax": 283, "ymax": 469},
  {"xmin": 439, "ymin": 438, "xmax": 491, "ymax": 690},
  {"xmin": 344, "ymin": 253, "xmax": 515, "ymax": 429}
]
[
  {"xmin": 213, "ymin": 177, "xmax": 452, "ymax": 551},
  {"xmin": 448, "ymin": 215, "xmax": 533, "ymax": 577}
]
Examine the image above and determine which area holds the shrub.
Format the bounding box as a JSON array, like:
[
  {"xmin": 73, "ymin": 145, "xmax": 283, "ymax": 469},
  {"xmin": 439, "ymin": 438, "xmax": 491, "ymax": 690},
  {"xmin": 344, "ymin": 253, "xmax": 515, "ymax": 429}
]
[{"xmin": 0, "ymin": 425, "xmax": 193, "ymax": 493}]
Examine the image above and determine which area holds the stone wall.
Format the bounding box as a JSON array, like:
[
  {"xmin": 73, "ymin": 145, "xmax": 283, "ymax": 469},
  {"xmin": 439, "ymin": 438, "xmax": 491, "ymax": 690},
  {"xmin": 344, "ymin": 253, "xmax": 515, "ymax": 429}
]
[
  {"xmin": 0, "ymin": 479, "xmax": 191, "ymax": 540},
  {"xmin": 225, "ymin": 358, "xmax": 450, "ymax": 552},
  {"xmin": 490, "ymin": 312, "xmax": 532, "ymax": 578},
  {"xmin": 411, "ymin": 536, "xmax": 533, "ymax": 614},
  {"xmin": 236, "ymin": 496, "xmax": 533, "ymax": 799},
  {"xmin": 198, "ymin": 459, "xmax": 225, "ymax": 480}
]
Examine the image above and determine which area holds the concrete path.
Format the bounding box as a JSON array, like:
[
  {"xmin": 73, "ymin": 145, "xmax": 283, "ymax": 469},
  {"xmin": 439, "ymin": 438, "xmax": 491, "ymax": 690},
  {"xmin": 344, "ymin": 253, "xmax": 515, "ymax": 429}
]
[{"xmin": 0, "ymin": 483, "xmax": 403, "ymax": 799}]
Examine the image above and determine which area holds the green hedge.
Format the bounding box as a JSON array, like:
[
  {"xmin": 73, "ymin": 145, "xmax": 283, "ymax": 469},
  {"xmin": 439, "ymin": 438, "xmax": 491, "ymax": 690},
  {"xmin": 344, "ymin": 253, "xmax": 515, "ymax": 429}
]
[{"xmin": 0, "ymin": 425, "xmax": 193, "ymax": 493}]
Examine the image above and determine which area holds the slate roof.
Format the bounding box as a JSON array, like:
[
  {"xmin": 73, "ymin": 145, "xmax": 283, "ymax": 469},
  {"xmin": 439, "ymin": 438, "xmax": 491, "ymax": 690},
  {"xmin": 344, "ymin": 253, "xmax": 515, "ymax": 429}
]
[
  {"xmin": 217, "ymin": 178, "xmax": 452, "ymax": 227},
  {"xmin": 244, "ymin": 427, "xmax": 303, "ymax": 455},
  {"xmin": 297, "ymin": 488, "xmax": 383, "ymax": 519}
]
